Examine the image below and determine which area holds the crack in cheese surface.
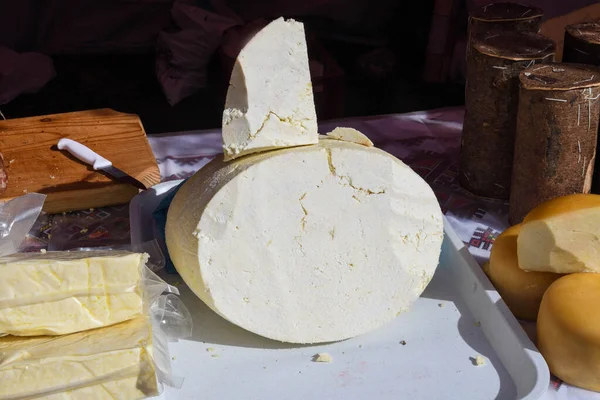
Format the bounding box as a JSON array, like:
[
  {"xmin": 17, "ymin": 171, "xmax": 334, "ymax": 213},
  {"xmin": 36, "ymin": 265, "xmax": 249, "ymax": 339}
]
[
  {"xmin": 221, "ymin": 17, "xmax": 318, "ymax": 161},
  {"xmin": 0, "ymin": 316, "xmax": 158, "ymax": 400},
  {"xmin": 0, "ymin": 251, "xmax": 147, "ymax": 336},
  {"xmin": 166, "ymin": 139, "xmax": 443, "ymax": 344}
]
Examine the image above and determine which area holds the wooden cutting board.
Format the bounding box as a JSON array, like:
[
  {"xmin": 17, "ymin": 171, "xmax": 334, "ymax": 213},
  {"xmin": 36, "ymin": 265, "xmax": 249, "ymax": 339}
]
[{"xmin": 0, "ymin": 109, "xmax": 161, "ymax": 214}]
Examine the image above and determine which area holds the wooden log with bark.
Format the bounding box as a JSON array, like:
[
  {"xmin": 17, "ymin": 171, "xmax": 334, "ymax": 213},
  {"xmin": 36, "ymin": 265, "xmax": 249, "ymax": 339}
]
[
  {"xmin": 460, "ymin": 32, "xmax": 555, "ymax": 199},
  {"xmin": 469, "ymin": 2, "xmax": 543, "ymax": 43},
  {"xmin": 562, "ymin": 22, "xmax": 600, "ymax": 192},
  {"xmin": 509, "ymin": 63, "xmax": 600, "ymax": 224},
  {"xmin": 563, "ymin": 22, "xmax": 600, "ymax": 66}
]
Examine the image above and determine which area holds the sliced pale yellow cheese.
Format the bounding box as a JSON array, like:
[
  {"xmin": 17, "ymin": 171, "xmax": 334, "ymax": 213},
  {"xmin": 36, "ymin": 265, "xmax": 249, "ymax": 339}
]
[
  {"xmin": 166, "ymin": 137, "xmax": 443, "ymax": 344},
  {"xmin": 538, "ymin": 273, "xmax": 600, "ymax": 391},
  {"xmin": 222, "ymin": 17, "xmax": 318, "ymax": 161},
  {"xmin": 484, "ymin": 224, "xmax": 561, "ymax": 321},
  {"xmin": 325, "ymin": 127, "xmax": 374, "ymax": 147},
  {"xmin": 0, "ymin": 316, "xmax": 158, "ymax": 400},
  {"xmin": 41, "ymin": 376, "xmax": 156, "ymax": 400},
  {"xmin": 517, "ymin": 194, "xmax": 600, "ymax": 273},
  {"xmin": 0, "ymin": 251, "xmax": 147, "ymax": 336}
]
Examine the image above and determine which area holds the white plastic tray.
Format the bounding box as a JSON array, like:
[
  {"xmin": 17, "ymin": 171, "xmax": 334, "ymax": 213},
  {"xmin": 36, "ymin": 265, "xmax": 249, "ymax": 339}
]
[{"xmin": 130, "ymin": 181, "xmax": 549, "ymax": 400}]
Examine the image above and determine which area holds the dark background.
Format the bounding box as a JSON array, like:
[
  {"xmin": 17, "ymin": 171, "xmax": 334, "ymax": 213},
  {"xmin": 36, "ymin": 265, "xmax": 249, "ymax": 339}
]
[{"xmin": 0, "ymin": 1, "xmax": 465, "ymax": 134}]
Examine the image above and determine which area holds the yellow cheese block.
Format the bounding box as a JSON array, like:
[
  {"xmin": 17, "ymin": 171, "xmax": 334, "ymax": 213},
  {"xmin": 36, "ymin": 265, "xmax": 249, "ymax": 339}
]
[
  {"xmin": 0, "ymin": 251, "xmax": 147, "ymax": 336},
  {"xmin": 484, "ymin": 224, "xmax": 561, "ymax": 321},
  {"xmin": 538, "ymin": 273, "xmax": 600, "ymax": 391},
  {"xmin": 40, "ymin": 376, "xmax": 156, "ymax": 400},
  {"xmin": 0, "ymin": 317, "xmax": 158, "ymax": 400},
  {"xmin": 517, "ymin": 194, "xmax": 600, "ymax": 273}
]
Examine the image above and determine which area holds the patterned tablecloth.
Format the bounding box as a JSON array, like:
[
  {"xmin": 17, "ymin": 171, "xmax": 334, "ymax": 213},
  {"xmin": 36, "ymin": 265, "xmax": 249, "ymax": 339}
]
[{"xmin": 23, "ymin": 107, "xmax": 598, "ymax": 400}]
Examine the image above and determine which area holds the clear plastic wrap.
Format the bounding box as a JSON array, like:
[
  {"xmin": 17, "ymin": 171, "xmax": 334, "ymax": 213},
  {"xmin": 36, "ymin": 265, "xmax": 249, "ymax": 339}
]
[
  {"xmin": 0, "ymin": 194, "xmax": 191, "ymax": 397},
  {"xmin": 69, "ymin": 239, "xmax": 167, "ymax": 272},
  {"xmin": 0, "ymin": 298, "xmax": 192, "ymax": 399},
  {"xmin": 150, "ymin": 293, "xmax": 193, "ymax": 390},
  {"xmin": 46, "ymin": 205, "xmax": 132, "ymax": 252},
  {"xmin": 0, "ymin": 244, "xmax": 184, "ymax": 337},
  {"xmin": 0, "ymin": 193, "xmax": 46, "ymax": 256}
]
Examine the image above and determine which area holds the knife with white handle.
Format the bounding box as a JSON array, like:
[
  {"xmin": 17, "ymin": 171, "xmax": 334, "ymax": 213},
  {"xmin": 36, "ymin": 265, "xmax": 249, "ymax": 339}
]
[{"xmin": 57, "ymin": 138, "xmax": 147, "ymax": 190}]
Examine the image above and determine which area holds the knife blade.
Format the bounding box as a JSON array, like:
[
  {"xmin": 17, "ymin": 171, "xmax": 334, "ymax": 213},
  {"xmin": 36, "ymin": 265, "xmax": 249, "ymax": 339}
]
[{"xmin": 57, "ymin": 138, "xmax": 147, "ymax": 190}]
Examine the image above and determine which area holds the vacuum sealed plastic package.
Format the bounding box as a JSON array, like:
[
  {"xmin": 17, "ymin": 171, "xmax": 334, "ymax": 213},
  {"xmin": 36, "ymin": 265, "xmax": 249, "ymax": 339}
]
[
  {"xmin": 0, "ymin": 193, "xmax": 46, "ymax": 256},
  {"xmin": 47, "ymin": 205, "xmax": 132, "ymax": 251},
  {"xmin": 0, "ymin": 245, "xmax": 185, "ymax": 337},
  {"xmin": 0, "ymin": 296, "xmax": 191, "ymax": 399},
  {"xmin": 0, "ymin": 194, "xmax": 192, "ymax": 399},
  {"xmin": 69, "ymin": 239, "xmax": 167, "ymax": 272}
]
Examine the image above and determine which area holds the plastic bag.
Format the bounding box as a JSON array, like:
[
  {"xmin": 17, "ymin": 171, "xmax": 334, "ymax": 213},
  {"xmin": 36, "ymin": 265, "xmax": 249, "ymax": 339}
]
[
  {"xmin": 0, "ymin": 243, "xmax": 184, "ymax": 337},
  {"xmin": 0, "ymin": 252, "xmax": 192, "ymax": 397},
  {"xmin": 0, "ymin": 194, "xmax": 192, "ymax": 396},
  {"xmin": 68, "ymin": 239, "xmax": 167, "ymax": 272},
  {"xmin": 47, "ymin": 204, "xmax": 132, "ymax": 251},
  {"xmin": 0, "ymin": 193, "xmax": 46, "ymax": 256},
  {"xmin": 0, "ymin": 300, "xmax": 191, "ymax": 399},
  {"xmin": 152, "ymin": 178, "xmax": 188, "ymax": 274},
  {"xmin": 150, "ymin": 293, "xmax": 193, "ymax": 389}
]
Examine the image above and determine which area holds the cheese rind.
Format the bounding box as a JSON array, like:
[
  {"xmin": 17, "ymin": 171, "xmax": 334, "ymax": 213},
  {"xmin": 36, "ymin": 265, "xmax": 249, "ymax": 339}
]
[
  {"xmin": 517, "ymin": 194, "xmax": 600, "ymax": 273},
  {"xmin": 221, "ymin": 17, "xmax": 318, "ymax": 160},
  {"xmin": 484, "ymin": 224, "xmax": 561, "ymax": 321},
  {"xmin": 537, "ymin": 273, "xmax": 600, "ymax": 391},
  {"xmin": 0, "ymin": 317, "xmax": 158, "ymax": 400},
  {"xmin": 0, "ymin": 251, "xmax": 147, "ymax": 336},
  {"xmin": 166, "ymin": 138, "xmax": 443, "ymax": 344}
]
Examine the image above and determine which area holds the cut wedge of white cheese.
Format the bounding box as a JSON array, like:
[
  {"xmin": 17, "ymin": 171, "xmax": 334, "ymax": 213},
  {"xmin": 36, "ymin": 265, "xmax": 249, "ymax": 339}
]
[
  {"xmin": 0, "ymin": 316, "xmax": 158, "ymax": 400},
  {"xmin": 222, "ymin": 17, "xmax": 318, "ymax": 161},
  {"xmin": 166, "ymin": 137, "xmax": 443, "ymax": 344},
  {"xmin": 0, "ymin": 251, "xmax": 147, "ymax": 336},
  {"xmin": 517, "ymin": 194, "xmax": 600, "ymax": 273}
]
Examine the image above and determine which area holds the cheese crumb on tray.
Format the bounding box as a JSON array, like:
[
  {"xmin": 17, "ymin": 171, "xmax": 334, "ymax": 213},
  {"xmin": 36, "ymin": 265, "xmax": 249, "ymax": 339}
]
[
  {"xmin": 313, "ymin": 353, "xmax": 332, "ymax": 363},
  {"xmin": 472, "ymin": 355, "xmax": 486, "ymax": 367}
]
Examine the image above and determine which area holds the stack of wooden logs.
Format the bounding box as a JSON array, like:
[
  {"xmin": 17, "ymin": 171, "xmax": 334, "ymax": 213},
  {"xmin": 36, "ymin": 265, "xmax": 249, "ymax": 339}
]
[{"xmin": 460, "ymin": 2, "xmax": 600, "ymax": 224}]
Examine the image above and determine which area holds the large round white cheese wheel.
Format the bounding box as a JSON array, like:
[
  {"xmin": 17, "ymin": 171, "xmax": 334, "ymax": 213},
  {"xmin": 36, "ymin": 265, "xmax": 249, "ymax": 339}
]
[{"xmin": 166, "ymin": 138, "xmax": 444, "ymax": 343}]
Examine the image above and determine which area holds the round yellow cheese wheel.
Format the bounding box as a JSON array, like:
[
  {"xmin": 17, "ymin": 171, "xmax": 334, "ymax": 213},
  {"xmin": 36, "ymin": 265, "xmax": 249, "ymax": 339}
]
[
  {"xmin": 538, "ymin": 273, "xmax": 600, "ymax": 391},
  {"xmin": 523, "ymin": 193, "xmax": 600, "ymax": 223},
  {"xmin": 485, "ymin": 224, "xmax": 561, "ymax": 321}
]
